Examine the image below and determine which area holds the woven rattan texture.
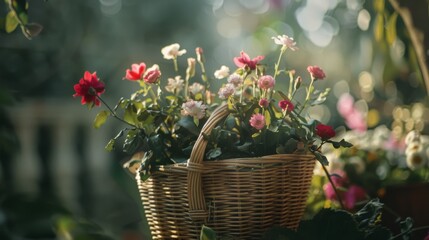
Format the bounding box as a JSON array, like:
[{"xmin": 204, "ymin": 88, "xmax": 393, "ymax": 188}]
[{"xmin": 137, "ymin": 154, "xmax": 315, "ymax": 239}]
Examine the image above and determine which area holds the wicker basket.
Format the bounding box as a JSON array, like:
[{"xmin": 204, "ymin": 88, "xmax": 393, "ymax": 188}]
[{"xmin": 136, "ymin": 104, "xmax": 316, "ymax": 239}]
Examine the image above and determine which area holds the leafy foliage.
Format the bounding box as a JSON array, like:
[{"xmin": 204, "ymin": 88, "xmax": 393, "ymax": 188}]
[{"xmin": 2, "ymin": 0, "xmax": 43, "ymax": 39}]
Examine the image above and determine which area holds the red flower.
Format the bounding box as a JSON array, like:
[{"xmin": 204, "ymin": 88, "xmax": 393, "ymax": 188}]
[
  {"xmin": 125, "ymin": 62, "xmax": 146, "ymax": 81},
  {"xmin": 278, "ymin": 100, "xmax": 294, "ymax": 112},
  {"xmin": 233, "ymin": 51, "xmax": 264, "ymax": 70},
  {"xmin": 315, "ymin": 123, "xmax": 335, "ymax": 140},
  {"xmin": 307, "ymin": 65, "xmax": 326, "ymax": 80},
  {"xmin": 73, "ymin": 71, "xmax": 105, "ymax": 107}
]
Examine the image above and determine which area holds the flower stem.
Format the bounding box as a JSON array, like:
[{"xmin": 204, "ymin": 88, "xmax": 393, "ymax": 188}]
[
  {"xmin": 273, "ymin": 46, "xmax": 286, "ymax": 80},
  {"xmin": 298, "ymin": 77, "xmax": 315, "ymax": 115},
  {"xmin": 148, "ymin": 86, "xmax": 158, "ymax": 105},
  {"xmin": 97, "ymin": 96, "xmax": 138, "ymax": 128},
  {"xmin": 173, "ymin": 57, "xmax": 178, "ymax": 72},
  {"xmin": 321, "ymin": 163, "xmax": 345, "ymax": 210},
  {"xmin": 288, "ymin": 71, "xmax": 294, "ymax": 99}
]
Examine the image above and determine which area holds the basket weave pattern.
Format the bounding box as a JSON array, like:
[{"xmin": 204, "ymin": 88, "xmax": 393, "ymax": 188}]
[{"xmin": 137, "ymin": 105, "xmax": 316, "ymax": 239}]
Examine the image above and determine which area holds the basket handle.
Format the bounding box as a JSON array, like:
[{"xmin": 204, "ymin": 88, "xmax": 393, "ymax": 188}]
[{"xmin": 187, "ymin": 104, "xmax": 230, "ymax": 221}]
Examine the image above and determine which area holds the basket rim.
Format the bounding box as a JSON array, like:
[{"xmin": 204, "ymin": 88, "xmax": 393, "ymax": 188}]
[{"xmin": 140, "ymin": 153, "xmax": 316, "ymax": 174}]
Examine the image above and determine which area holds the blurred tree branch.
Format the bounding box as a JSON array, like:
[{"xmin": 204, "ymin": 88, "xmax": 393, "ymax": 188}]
[{"xmin": 388, "ymin": 0, "xmax": 429, "ymax": 94}]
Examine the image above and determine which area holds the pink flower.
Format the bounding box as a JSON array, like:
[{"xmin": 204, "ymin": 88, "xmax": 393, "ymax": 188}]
[
  {"xmin": 337, "ymin": 93, "xmax": 367, "ymax": 132},
  {"xmin": 218, "ymin": 84, "xmax": 236, "ymax": 99},
  {"xmin": 257, "ymin": 75, "xmax": 275, "ymax": 90},
  {"xmin": 323, "ymin": 170, "xmax": 347, "ymax": 201},
  {"xmin": 345, "ymin": 110, "xmax": 367, "ymax": 133},
  {"xmin": 73, "ymin": 71, "xmax": 105, "ymax": 107},
  {"xmin": 259, "ymin": 98, "xmax": 269, "ymax": 108},
  {"xmin": 337, "ymin": 93, "xmax": 354, "ymax": 116},
  {"xmin": 272, "ymin": 35, "xmax": 299, "ymax": 51},
  {"xmin": 143, "ymin": 64, "xmax": 161, "ymax": 84},
  {"xmin": 227, "ymin": 73, "xmax": 243, "ymax": 86},
  {"xmin": 278, "ymin": 100, "xmax": 294, "ymax": 112},
  {"xmin": 181, "ymin": 100, "xmax": 207, "ymax": 119},
  {"xmin": 307, "ymin": 65, "xmax": 326, "ymax": 80},
  {"xmin": 343, "ymin": 185, "xmax": 367, "ymax": 210},
  {"xmin": 233, "ymin": 51, "xmax": 264, "ymax": 70},
  {"xmin": 249, "ymin": 113, "xmax": 265, "ymax": 130},
  {"xmin": 125, "ymin": 62, "xmax": 146, "ymax": 81},
  {"xmin": 315, "ymin": 123, "xmax": 336, "ymax": 140}
]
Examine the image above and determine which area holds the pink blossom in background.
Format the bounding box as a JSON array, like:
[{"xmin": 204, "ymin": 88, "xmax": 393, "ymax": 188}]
[
  {"xmin": 337, "ymin": 93, "xmax": 367, "ymax": 132},
  {"xmin": 337, "ymin": 93, "xmax": 354, "ymax": 116},
  {"xmin": 233, "ymin": 51, "xmax": 264, "ymax": 70},
  {"xmin": 343, "ymin": 185, "xmax": 367, "ymax": 210},
  {"xmin": 249, "ymin": 113, "xmax": 265, "ymax": 130}
]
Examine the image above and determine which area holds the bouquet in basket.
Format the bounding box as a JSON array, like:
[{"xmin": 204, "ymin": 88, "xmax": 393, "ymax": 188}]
[
  {"xmin": 72, "ymin": 35, "xmax": 352, "ymax": 179},
  {"xmin": 73, "ymin": 34, "xmax": 356, "ymax": 239}
]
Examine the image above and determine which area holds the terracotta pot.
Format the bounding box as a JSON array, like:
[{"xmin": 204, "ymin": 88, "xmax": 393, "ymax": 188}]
[{"xmin": 380, "ymin": 183, "xmax": 429, "ymax": 240}]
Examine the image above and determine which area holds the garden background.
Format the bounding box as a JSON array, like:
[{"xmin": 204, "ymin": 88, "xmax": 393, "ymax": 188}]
[{"xmin": 1, "ymin": 0, "xmax": 428, "ymax": 239}]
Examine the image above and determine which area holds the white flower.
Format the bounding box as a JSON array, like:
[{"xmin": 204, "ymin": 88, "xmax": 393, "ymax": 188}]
[
  {"xmin": 214, "ymin": 65, "xmax": 230, "ymax": 79},
  {"xmin": 272, "ymin": 35, "xmax": 298, "ymax": 51},
  {"xmin": 227, "ymin": 73, "xmax": 243, "ymax": 86},
  {"xmin": 181, "ymin": 100, "xmax": 207, "ymax": 119},
  {"xmin": 406, "ymin": 150, "xmax": 427, "ymax": 170},
  {"xmin": 165, "ymin": 76, "xmax": 184, "ymax": 93},
  {"xmin": 218, "ymin": 84, "xmax": 236, "ymax": 99},
  {"xmin": 405, "ymin": 130, "xmax": 420, "ymax": 145},
  {"xmin": 189, "ymin": 82, "xmax": 205, "ymax": 95},
  {"xmin": 161, "ymin": 43, "xmax": 187, "ymax": 60}
]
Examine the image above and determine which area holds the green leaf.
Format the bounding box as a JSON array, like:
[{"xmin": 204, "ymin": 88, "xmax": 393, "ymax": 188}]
[
  {"xmin": 339, "ymin": 139, "xmax": 353, "ymax": 148},
  {"xmin": 386, "ymin": 12, "xmax": 398, "ymax": 46},
  {"xmin": 264, "ymin": 110, "xmax": 271, "ymax": 127},
  {"xmin": 5, "ymin": 11, "xmax": 19, "ymax": 33},
  {"xmin": 311, "ymin": 88, "xmax": 330, "ymax": 106},
  {"xmin": 18, "ymin": 12, "xmax": 28, "ymax": 25},
  {"xmin": 297, "ymin": 209, "xmax": 363, "ymax": 240},
  {"xmin": 105, "ymin": 139, "xmax": 115, "ymax": 152},
  {"xmin": 93, "ymin": 110, "xmax": 110, "ymax": 129},
  {"xmin": 313, "ymin": 151, "xmax": 328, "ymax": 166},
  {"xmin": 374, "ymin": 13, "xmax": 384, "ymax": 42},
  {"xmin": 200, "ymin": 225, "xmax": 217, "ymax": 240},
  {"xmin": 124, "ymin": 103, "xmax": 138, "ymax": 125},
  {"xmin": 178, "ymin": 116, "xmax": 200, "ymax": 136}
]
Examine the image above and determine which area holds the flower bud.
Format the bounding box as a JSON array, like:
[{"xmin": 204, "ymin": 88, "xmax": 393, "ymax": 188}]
[
  {"xmin": 186, "ymin": 58, "xmax": 196, "ymax": 79},
  {"xmin": 294, "ymin": 76, "xmax": 302, "ymax": 90},
  {"xmin": 196, "ymin": 47, "xmax": 204, "ymax": 63}
]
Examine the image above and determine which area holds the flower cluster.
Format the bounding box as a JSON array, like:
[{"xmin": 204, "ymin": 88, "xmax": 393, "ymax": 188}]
[
  {"xmin": 73, "ymin": 35, "xmax": 351, "ymax": 178},
  {"xmin": 307, "ymin": 125, "xmax": 429, "ymax": 213}
]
